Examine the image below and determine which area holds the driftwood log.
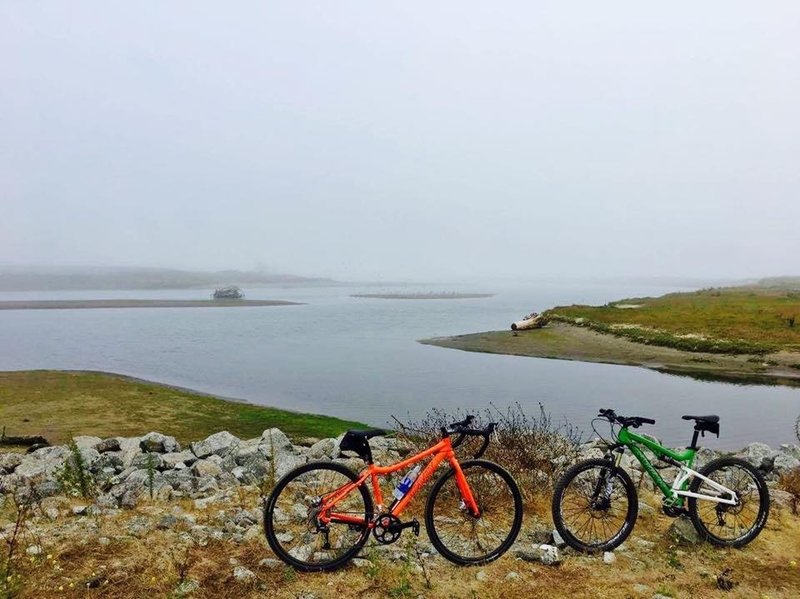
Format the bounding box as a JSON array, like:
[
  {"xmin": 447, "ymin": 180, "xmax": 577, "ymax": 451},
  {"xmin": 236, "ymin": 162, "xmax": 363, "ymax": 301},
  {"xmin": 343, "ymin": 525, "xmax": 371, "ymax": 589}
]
[
  {"xmin": 510, "ymin": 312, "xmax": 549, "ymax": 331},
  {"xmin": 0, "ymin": 427, "xmax": 49, "ymax": 448}
]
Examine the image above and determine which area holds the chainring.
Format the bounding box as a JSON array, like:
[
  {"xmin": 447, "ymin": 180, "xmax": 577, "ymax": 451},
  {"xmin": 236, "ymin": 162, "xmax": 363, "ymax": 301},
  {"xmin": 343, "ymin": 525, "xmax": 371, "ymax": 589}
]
[{"xmin": 372, "ymin": 513, "xmax": 402, "ymax": 545}]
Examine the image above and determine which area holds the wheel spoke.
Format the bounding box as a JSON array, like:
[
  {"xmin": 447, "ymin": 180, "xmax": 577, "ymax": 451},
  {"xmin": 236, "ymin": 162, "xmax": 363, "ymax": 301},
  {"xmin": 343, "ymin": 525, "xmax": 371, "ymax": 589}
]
[
  {"xmin": 428, "ymin": 463, "xmax": 520, "ymax": 563},
  {"xmin": 691, "ymin": 460, "xmax": 766, "ymax": 545},
  {"xmin": 555, "ymin": 462, "xmax": 634, "ymax": 550},
  {"xmin": 267, "ymin": 465, "xmax": 369, "ymax": 569}
]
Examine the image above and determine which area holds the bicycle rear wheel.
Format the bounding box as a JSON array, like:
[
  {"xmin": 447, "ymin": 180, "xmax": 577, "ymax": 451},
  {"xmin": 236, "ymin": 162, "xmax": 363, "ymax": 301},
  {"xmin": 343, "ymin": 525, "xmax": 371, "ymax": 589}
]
[
  {"xmin": 264, "ymin": 461, "xmax": 373, "ymax": 571},
  {"xmin": 688, "ymin": 456, "xmax": 769, "ymax": 548},
  {"xmin": 552, "ymin": 458, "xmax": 638, "ymax": 552},
  {"xmin": 425, "ymin": 459, "xmax": 523, "ymax": 565}
]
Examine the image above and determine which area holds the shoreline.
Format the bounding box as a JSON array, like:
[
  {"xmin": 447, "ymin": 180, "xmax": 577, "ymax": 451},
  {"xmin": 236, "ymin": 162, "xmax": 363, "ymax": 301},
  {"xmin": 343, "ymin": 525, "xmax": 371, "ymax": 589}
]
[
  {"xmin": 0, "ymin": 299, "xmax": 302, "ymax": 310},
  {"xmin": 421, "ymin": 322, "xmax": 800, "ymax": 388}
]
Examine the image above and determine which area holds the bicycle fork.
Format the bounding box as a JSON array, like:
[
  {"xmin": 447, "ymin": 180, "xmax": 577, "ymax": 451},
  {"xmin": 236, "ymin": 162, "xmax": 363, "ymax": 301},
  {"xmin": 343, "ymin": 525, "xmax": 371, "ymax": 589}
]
[{"xmin": 593, "ymin": 450, "xmax": 624, "ymax": 509}]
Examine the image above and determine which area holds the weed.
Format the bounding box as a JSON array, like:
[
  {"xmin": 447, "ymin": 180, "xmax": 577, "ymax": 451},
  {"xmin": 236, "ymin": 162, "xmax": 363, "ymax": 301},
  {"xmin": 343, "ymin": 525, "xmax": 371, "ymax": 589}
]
[
  {"xmin": 56, "ymin": 439, "xmax": 96, "ymax": 499},
  {"xmin": 281, "ymin": 565, "xmax": 297, "ymax": 584},
  {"xmin": 0, "ymin": 489, "xmax": 38, "ymax": 599},
  {"xmin": 665, "ymin": 544, "xmax": 683, "ymax": 570},
  {"xmin": 779, "ymin": 467, "xmax": 800, "ymax": 515},
  {"xmin": 146, "ymin": 453, "xmax": 156, "ymax": 500}
]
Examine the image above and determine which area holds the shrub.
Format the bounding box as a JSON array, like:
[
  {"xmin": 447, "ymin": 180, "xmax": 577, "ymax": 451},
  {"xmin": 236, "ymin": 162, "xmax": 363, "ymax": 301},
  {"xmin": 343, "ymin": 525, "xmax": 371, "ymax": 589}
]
[
  {"xmin": 394, "ymin": 402, "xmax": 581, "ymax": 499},
  {"xmin": 778, "ymin": 467, "xmax": 800, "ymax": 515}
]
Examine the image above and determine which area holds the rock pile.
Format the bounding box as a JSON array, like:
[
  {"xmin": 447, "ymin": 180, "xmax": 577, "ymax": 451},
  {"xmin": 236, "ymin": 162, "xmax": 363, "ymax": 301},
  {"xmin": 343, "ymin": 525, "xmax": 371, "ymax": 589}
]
[
  {"xmin": 0, "ymin": 429, "xmax": 405, "ymax": 510},
  {"xmin": 0, "ymin": 429, "xmax": 797, "ymax": 515}
]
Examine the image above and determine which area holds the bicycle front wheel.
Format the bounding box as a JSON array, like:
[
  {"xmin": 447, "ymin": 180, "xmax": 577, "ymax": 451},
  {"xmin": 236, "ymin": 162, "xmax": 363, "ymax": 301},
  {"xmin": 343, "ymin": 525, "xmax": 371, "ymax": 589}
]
[
  {"xmin": 688, "ymin": 456, "xmax": 769, "ymax": 548},
  {"xmin": 425, "ymin": 459, "xmax": 523, "ymax": 565},
  {"xmin": 264, "ymin": 461, "xmax": 373, "ymax": 572},
  {"xmin": 552, "ymin": 458, "xmax": 638, "ymax": 553}
]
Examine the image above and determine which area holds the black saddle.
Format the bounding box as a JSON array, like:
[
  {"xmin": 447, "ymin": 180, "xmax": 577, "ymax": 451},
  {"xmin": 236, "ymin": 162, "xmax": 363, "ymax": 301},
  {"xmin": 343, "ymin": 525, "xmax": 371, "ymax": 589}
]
[
  {"xmin": 338, "ymin": 429, "xmax": 388, "ymax": 463},
  {"xmin": 682, "ymin": 414, "xmax": 720, "ymax": 437}
]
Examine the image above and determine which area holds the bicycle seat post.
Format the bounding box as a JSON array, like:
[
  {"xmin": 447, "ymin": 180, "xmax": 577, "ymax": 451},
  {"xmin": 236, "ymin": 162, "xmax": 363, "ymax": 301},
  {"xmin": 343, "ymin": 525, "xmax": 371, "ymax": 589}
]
[{"xmin": 688, "ymin": 427, "xmax": 700, "ymax": 450}]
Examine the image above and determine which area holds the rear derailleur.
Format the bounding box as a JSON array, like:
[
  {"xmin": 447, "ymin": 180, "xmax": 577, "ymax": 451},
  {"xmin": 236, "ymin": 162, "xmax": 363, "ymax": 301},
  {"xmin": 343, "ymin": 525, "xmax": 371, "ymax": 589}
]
[{"xmin": 372, "ymin": 513, "xmax": 420, "ymax": 545}]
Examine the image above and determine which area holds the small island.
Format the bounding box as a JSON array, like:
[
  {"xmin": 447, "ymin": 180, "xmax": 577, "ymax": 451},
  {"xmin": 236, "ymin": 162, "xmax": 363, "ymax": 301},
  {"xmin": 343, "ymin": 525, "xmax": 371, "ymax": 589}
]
[
  {"xmin": 352, "ymin": 292, "xmax": 493, "ymax": 300},
  {"xmin": 422, "ymin": 282, "xmax": 800, "ymax": 386}
]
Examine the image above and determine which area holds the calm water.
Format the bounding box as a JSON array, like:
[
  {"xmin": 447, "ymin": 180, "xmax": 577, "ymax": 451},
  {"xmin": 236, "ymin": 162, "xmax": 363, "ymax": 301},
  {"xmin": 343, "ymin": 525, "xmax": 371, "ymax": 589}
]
[{"xmin": 1, "ymin": 282, "xmax": 798, "ymax": 450}]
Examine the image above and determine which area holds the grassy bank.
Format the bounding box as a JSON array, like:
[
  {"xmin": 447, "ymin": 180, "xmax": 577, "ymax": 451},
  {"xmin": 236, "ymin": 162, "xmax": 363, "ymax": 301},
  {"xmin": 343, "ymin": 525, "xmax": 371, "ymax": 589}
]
[
  {"xmin": 548, "ymin": 286, "xmax": 800, "ymax": 355},
  {"xmin": 422, "ymin": 286, "xmax": 800, "ymax": 386},
  {"xmin": 0, "ymin": 371, "xmax": 367, "ymax": 445}
]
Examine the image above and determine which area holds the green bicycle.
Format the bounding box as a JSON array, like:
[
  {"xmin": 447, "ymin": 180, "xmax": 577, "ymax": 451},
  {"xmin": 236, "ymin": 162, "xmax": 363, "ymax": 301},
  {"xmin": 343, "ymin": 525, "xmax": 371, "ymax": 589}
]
[{"xmin": 552, "ymin": 409, "xmax": 770, "ymax": 552}]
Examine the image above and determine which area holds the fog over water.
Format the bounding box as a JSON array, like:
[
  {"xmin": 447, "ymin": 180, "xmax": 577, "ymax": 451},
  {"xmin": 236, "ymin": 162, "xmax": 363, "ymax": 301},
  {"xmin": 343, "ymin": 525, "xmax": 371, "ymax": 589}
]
[
  {"xmin": 2, "ymin": 4, "xmax": 799, "ymax": 449},
  {"xmin": 2, "ymin": 2, "xmax": 799, "ymax": 282}
]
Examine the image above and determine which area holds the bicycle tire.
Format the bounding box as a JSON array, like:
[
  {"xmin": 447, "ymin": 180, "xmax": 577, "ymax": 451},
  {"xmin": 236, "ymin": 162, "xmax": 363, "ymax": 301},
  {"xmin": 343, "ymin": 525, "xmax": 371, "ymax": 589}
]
[
  {"xmin": 687, "ymin": 456, "xmax": 769, "ymax": 548},
  {"xmin": 425, "ymin": 459, "xmax": 523, "ymax": 566},
  {"xmin": 552, "ymin": 458, "xmax": 638, "ymax": 553},
  {"xmin": 264, "ymin": 461, "xmax": 373, "ymax": 572}
]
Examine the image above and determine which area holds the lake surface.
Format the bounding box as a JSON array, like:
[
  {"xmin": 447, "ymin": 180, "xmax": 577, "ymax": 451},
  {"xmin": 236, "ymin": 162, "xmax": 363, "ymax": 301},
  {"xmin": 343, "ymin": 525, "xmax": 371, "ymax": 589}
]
[{"xmin": 1, "ymin": 282, "xmax": 798, "ymax": 450}]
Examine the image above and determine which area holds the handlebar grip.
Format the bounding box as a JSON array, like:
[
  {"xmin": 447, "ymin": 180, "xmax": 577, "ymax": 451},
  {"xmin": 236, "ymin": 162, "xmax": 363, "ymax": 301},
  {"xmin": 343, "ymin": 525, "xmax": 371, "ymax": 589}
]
[
  {"xmin": 640, "ymin": 418, "xmax": 656, "ymax": 425},
  {"xmin": 472, "ymin": 423, "xmax": 495, "ymax": 459}
]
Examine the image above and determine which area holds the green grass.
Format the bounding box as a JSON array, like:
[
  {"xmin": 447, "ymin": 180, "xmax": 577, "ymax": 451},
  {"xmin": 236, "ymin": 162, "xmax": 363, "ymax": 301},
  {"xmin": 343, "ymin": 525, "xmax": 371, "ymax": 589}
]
[
  {"xmin": 547, "ymin": 286, "xmax": 800, "ymax": 355},
  {"xmin": 0, "ymin": 370, "xmax": 368, "ymax": 445}
]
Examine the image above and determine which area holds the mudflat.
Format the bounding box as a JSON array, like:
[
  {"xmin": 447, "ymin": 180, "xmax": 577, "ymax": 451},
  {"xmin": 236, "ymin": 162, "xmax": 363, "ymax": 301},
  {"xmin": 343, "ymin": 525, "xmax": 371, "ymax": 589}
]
[{"xmin": 421, "ymin": 322, "xmax": 800, "ymax": 386}]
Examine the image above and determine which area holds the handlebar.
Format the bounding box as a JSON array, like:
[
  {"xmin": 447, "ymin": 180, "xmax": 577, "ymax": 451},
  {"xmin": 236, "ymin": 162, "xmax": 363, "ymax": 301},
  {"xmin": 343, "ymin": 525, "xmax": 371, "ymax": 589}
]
[
  {"xmin": 440, "ymin": 415, "xmax": 496, "ymax": 459},
  {"xmin": 598, "ymin": 408, "xmax": 655, "ymax": 429}
]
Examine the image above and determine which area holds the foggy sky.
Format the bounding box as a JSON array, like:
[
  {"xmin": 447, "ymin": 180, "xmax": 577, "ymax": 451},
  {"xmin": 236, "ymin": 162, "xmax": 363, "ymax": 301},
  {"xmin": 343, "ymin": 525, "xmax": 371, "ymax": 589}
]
[{"xmin": 2, "ymin": 2, "xmax": 799, "ymax": 282}]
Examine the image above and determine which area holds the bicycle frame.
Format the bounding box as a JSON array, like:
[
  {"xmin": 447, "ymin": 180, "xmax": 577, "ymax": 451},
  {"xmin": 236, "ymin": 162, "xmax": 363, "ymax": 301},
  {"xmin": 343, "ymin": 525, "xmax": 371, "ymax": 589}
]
[
  {"xmin": 318, "ymin": 436, "xmax": 480, "ymax": 529},
  {"xmin": 616, "ymin": 428, "xmax": 738, "ymax": 507}
]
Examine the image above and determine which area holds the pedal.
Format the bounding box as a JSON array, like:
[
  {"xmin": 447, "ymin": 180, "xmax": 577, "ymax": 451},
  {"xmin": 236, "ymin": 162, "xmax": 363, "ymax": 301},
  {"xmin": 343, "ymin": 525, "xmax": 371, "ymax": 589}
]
[{"xmin": 388, "ymin": 519, "xmax": 420, "ymax": 536}]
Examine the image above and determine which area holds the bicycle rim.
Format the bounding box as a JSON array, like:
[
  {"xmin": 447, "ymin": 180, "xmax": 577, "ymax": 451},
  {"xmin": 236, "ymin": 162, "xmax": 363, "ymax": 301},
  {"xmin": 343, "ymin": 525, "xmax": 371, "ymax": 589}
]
[
  {"xmin": 555, "ymin": 460, "xmax": 636, "ymax": 551},
  {"xmin": 265, "ymin": 462, "xmax": 371, "ymax": 571},
  {"xmin": 690, "ymin": 459, "xmax": 767, "ymax": 545},
  {"xmin": 425, "ymin": 460, "xmax": 522, "ymax": 565}
]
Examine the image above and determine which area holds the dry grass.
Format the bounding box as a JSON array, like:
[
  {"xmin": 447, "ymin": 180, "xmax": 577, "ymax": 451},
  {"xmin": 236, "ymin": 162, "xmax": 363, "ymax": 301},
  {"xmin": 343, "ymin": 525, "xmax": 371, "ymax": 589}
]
[
  {"xmin": 779, "ymin": 468, "xmax": 800, "ymax": 515},
  {"xmin": 5, "ymin": 487, "xmax": 799, "ymax": 599}
]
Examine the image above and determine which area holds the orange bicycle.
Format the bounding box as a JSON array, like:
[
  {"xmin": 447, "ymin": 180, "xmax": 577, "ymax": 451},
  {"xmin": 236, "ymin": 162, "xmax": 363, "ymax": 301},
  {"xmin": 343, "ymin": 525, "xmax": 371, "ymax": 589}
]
[{"xmin": 264, "ymin": 416, "xmax": 523, "ymax": 571}]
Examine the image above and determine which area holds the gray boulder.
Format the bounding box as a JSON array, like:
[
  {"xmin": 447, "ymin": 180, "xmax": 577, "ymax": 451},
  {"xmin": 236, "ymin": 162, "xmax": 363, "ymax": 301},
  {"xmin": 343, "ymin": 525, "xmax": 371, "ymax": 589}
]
[
  {"xmin": 95, "ymin": 438, "xmax": 122, "ymax": 453},
  {"xmin": 162, "ymin": 451, "xmax": 198, "ymax": 470},
  {"xmin": 668, "ymin": 514, "xmax": 702, "ymax": 545},
  {"xmin": 0, "ymin": 453, "xmax": 23, "ymax": 474},
  {"xmin": 737, "ymin": 443, "xmax": 778, "ymax": 471},
  {"xmin": 13, "ymin": 446, "xmax": 68, "ymax": 484},
  {"xmin": 139, "ymin": 432, "xmax": 180, "ymax": 454},
  {"xmin": 192, "ymin": 459, "xmax": 223, "ymax": 478},
  {"xmin": 307, "ymin": 438, "xmax": 337, "ymax": 460},
  {"xmin": 131, "ymin": 452, "xmax": 165, "ymax": 471},
  {"xmin": 259, "ymin": 428, "xmax": 294, "ymax": 456},
  {"xmin": 516, "ymin": 544, "xmax": 561, "ymax": 566},
  {"xmin": 119, "ymin": 437, "xmax": 144, "ymax": 468},
  {"xmin": 773, "ymin": 453, "xmax": 800, "ymax": 475},
  {"xmin": 90, "ymin": 451, "xmax": 124, "ymax": 475},
  {"xmin": 273, "ymin": 453, "xmax": 307, "ymax": 479},
  {"xmin": 73, "ymin": 435, "xmax": 102, "ymax": 451},
  {"xmin": 232, "ymin": 565, "xmax": 256, "ymax": 581},
  {"xmin": 191, "ymin": 431, "xmax": 241, "ymax": 459}
]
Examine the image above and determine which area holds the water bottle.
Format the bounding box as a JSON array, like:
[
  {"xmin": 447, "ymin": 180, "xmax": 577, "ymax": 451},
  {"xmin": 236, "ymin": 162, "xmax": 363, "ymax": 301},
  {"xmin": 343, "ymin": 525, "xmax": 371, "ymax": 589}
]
[{"xmin": 392, "ymin": 465, "xmax": 422, "ymax": 501}]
